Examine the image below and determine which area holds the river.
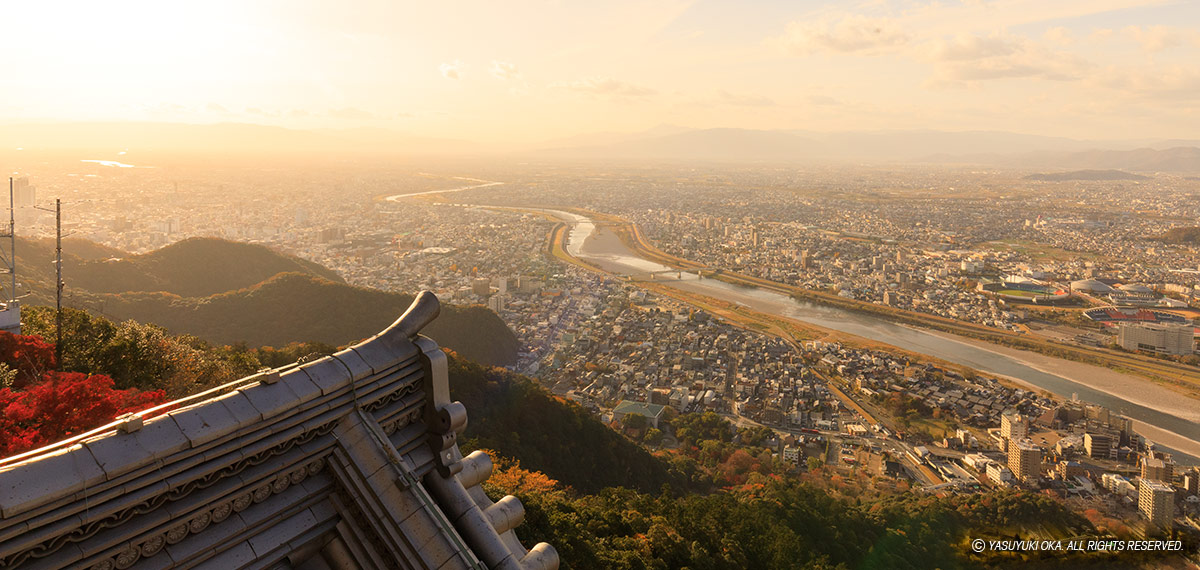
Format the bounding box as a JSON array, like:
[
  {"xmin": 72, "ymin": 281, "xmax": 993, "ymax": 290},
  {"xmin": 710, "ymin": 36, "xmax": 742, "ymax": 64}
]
[
  {"xmin": 547, "ymin": 209, "xmax": 1200, "ymax": 464},
  {"xmin": 385, "ymin": 177, "xmax": 504, "ymax": 200}
]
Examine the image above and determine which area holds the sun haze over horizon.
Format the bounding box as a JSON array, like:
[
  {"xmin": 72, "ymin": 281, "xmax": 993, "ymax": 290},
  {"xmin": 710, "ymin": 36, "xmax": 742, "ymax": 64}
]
[{"xmin": 3, "ymin": 0, "xmax": 1200, "ymax": 147}]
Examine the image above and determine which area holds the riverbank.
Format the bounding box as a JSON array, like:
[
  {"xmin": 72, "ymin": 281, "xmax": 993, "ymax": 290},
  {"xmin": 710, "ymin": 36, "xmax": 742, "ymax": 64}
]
[
  {"xmin": 534, "ymin": 206, "xmax": 1200, "ymax": 464},
  {"xmin": 917, "ymin": 327, "xmax": 1200, "ymax": 426},
  {"xmin": 649, "ymin": 269, "xmax": 1200, "ymax": 461},
  {"xmin": 603, "ymin": 210, "xmax": 1200, "ymax": 400}
]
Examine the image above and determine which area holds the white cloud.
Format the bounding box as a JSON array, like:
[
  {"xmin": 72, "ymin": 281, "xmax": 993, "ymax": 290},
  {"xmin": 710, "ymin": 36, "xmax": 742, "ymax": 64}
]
[
  {"xmin": 555, "ymin": 77, "xmax": 656, "ymax": 97},
  {"xmin": 490, "ymin": 61, "xmax": 520, "ymax": 80},
  {"xmin": 771, "ymin": 14, "xmax": 909, "ymax": 55},
  {"xmin": 1122, "ymin": 25, "xmax": 1182, "ymax": 52},
  {"xmin": 927, "ymin": 33, "xmax": 1089, "ymax": 82},
  {"xmin": 932, "ymin": 34, "xmax": 1020, "ymax": 61},
  {"xmin": 1091, "ymin": 65, "xmax": 1200, "ymax": 101},
  {"xmin": 1043, "ymin": 26, "xmax": 1074, "ymax": 46},
  {"xmin": 440, "ymin": 60, "xmax": 464, "ymax": 79}
]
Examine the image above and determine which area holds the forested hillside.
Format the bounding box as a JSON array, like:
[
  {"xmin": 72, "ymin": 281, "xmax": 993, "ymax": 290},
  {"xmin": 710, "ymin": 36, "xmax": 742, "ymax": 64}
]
[{"xmin": 16, "ymin": 237, "xmax": 518, "ymax": 366}]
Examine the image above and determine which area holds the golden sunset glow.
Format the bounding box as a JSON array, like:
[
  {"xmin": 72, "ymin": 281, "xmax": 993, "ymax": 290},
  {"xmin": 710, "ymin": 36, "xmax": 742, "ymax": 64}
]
[{"xmin": 2, "ymin": 0, "xmax": 1200, "ymax": 147}]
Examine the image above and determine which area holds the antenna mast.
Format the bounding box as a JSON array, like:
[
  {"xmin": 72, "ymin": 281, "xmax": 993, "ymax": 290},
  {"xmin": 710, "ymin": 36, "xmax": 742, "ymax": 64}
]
[
  {"xmin": 55, "ymin": 199, "xmax": 62, "ymax": 364},
  {"xmin": 9, "ymin": 178, "xmax": 14, "ymax": 304},
  {"xmin": 0, "ymin": 178, "xmax": 18, "ymax": 335}
]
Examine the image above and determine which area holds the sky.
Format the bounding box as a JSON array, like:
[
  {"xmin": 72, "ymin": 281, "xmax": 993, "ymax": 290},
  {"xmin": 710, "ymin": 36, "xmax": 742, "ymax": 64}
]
[{"xmin": 2, "ymin": 0, "xmax": 1199, "ymax": 146}]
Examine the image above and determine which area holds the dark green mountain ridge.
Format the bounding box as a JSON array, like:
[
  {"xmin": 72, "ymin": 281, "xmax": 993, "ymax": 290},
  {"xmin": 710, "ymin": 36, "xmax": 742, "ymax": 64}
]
[
  {"xmin": 15, "ymin": 236, "xmax": 517, "ymax": 366},
  {"xmin": 18, "ymin": 236, "xmax": 343, "ymax": 297}
]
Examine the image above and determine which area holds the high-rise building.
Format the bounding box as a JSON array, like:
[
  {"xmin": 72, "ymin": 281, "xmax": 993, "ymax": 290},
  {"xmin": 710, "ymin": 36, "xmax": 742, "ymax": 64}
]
[
  {"xmin": 487, "ymin": 293, "xmax": 505, "ymax": 313},
  {"xmin": 517, "ymin": 275, "xmax": 543, "ymax": 294},
  {"xmin": 12, "ymin": 177, "xmax": 35, "ymax": 207},
  {"xmin": 1008, "ymin": 439, "xmax": 1042, "ymax": 484},
  {"xmin": 317, "ymin": 227, "xmax": 346, "ymax": 244},
  {"xmin": 1084, "ymin": 432, "xmax": 1113, "ymax": 460},
  {"xmin": 472, "ymin": 277, "xmax": 491, "ymax": 296},
  {"xmin": 1000, "ymin": 412, "xmax": 1027, "ymax": 451},
  {"xmin": 1141, "ymin": 455, "xmax": 1174, "ymax": 483},
  {"xmin": 1182, "ymin": 468, "xmax": 1199, "ymax": 495},
  {"xmin": 1138, "ymin": 479, "xmax": 1175, "ymax": 529},
  {"xmin": 1118, "ymin": 322, "xmax": 1195, "ymax": 355}
]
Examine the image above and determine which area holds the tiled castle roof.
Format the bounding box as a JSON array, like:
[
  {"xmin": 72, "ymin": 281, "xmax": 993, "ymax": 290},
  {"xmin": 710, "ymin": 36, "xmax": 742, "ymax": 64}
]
[{"xmin": 0, "ymin": 291, "xmax": 558, "ymax": 570}]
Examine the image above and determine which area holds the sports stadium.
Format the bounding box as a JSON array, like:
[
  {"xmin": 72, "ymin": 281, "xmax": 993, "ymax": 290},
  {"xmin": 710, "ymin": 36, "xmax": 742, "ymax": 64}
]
[
  {"xmin": 978, "ymin": 280, "xmax": 1072, "ymax": 304},
  {"xmin": 1083, "ymin": 306, "xmax": 1190, "ymax": 327}
]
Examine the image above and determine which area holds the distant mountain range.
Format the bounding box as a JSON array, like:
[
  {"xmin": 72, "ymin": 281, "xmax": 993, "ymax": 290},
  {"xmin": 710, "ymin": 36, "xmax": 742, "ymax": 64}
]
[
  {"xmin": 534, "ymin": 126, "xmax": 1200, "ymax": 171},
  {"xmin": 537, "ymin": 127, "xmax": 1107, "ymax": 162},
  {"xmin": 4, "ymin": 120, "xmax": 1199, "ymax": 171},
  {"xmin": 0, "ymin": 121, "xmax": 477, "ymax": 155},
  {"xmin": 1023, "ymin": 147, "xmax": 1200, "ymax": 173},
  {"xmin": 16, "ymin": 237, "xmax": 518, "ymax": 366},
  {"xmin": 1022, "ymin": 170, "xmax": 1150, "ymax": 181}
]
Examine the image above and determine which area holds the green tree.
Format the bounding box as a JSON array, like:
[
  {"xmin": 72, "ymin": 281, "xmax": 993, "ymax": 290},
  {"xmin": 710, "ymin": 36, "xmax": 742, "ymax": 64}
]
[
  {"xmin": 643, "ymin": 427, "xmax": 663, "ymax": 446},
  {"xmin": 622, "ymin": 412, "xmax": 649, "ymax": 430}
]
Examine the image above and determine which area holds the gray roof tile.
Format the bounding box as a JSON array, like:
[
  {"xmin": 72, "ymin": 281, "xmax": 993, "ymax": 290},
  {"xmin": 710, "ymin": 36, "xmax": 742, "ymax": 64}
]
[
  {"xmin": 167, "ymin": 399, "xmax": 243, "ymax": 449},
  {"xmin": 238, "ymin": 378, "xmax": 303, "ymax": 420},
  {"xmin": 0, "ymin": 444, "xmax": 106, "ymax": 517},
  {"xmin": 299, "ymin": 357, "xmax": 352, "ymax": 396}
]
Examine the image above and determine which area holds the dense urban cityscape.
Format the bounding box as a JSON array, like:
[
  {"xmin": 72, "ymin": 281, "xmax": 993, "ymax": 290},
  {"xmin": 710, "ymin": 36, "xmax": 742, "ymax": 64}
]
[
  {"xmin": 6, "ymin": 1, "xmax": 1200, "ymax": 567},
  {"xmin": 5, "ymin": 158, "xmax": 1200, "ymax": 553}
]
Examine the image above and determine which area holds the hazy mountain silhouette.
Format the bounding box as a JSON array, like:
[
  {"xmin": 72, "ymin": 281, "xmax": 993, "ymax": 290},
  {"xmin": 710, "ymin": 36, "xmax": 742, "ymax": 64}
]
[
  {"xmin": 8, "ymin": 121, "xmax": 1196, "ymax": 170},
  {"xmin": 1040, "ymin": 147, "xmax": 1200, "ymax": 172},
  {"xmin": 537, "ymin": 128, "xmax": 1129, "ymax": 162},
  {"xmin": 538, "ymin": 124, "xmax": 696, "ymax": 150},
  {"xmin": 0, "ymin": 122, "xmax": 477, "ymax": 155},
  {"xmin": 1023, "ymin": 170, "xmax": 1151, "ymax": 181}
]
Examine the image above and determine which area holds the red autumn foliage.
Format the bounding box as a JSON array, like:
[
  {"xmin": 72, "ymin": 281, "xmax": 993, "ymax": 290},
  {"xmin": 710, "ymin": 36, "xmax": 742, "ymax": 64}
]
[
  {"xmin": 0, "ymin": 331, "xmax": 161, "ymax": 457},
  {"xmin": 0, "ymin": 330, "xmax": 172, "ymax": 459},
  {"xmin": 0, "ymin": 331, "xmax": 57, "ymax": 388},
  {"xmin": 0, "ymin": 372, "xmax": 166, "ymax": 458},
  {"xmin": 718, "ymin": 448, "xmax": 764, "ymax": 486}
]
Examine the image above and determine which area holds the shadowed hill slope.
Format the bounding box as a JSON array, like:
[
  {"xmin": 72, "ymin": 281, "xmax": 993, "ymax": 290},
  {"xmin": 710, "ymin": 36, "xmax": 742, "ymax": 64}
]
[
  {"xmin": 84, "ymin": 272, "xmax": 518, "ymax": 366},
  {"xmin": 447, "ymin": 355, "xmax": 685, "ymax": 494},
  {"xmin": 17, "ymin": 236, "xmax": 343, "ymax": 298},
  {"xmin": 14, "ymin": 236, "xmax": 518, "ymax": 366}
]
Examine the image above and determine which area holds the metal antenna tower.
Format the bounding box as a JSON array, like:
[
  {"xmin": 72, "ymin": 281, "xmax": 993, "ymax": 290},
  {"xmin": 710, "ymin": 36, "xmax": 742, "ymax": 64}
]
[{"xmin": 0, "ymin": 178, "xmax": 18, "ymax": 335}]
